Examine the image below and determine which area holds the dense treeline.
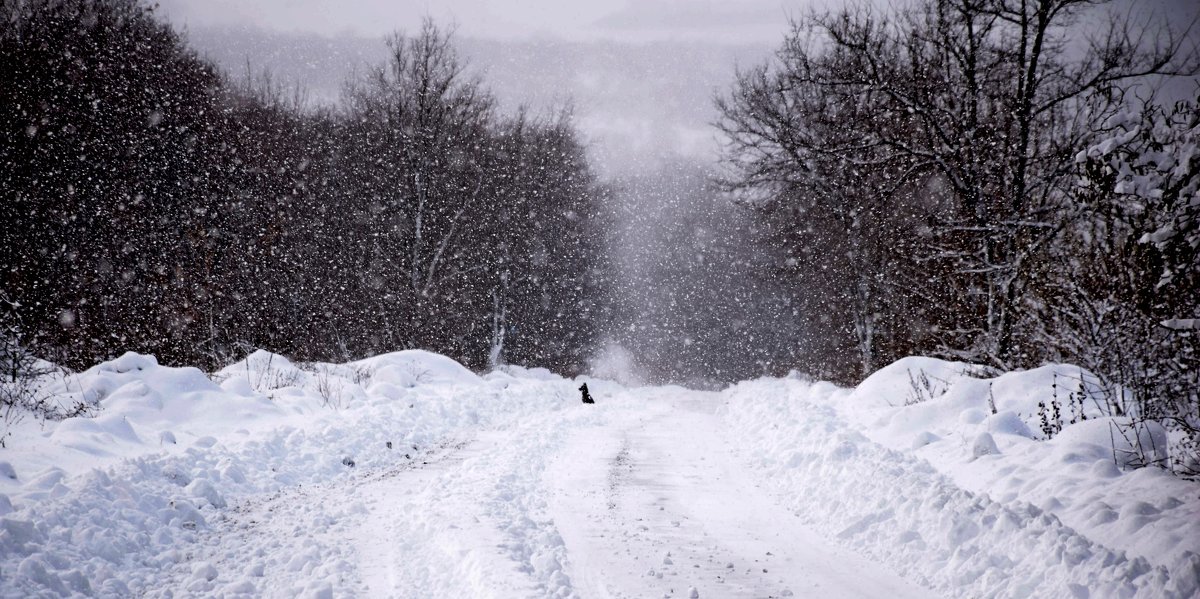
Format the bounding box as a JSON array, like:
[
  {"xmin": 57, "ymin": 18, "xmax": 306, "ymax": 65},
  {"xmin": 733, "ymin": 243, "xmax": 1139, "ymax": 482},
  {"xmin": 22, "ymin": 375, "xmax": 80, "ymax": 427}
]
[
  {"xmin": 0, "ymin": 0, "xmax": 606, "ymax": 374},
  {"xmin": 717, "ymin": 0, "xmax": 1199, "ymax": 471}
]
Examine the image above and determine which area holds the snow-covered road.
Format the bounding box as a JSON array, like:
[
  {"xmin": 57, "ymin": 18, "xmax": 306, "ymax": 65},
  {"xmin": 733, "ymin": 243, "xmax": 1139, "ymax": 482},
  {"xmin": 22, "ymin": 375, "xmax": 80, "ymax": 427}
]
[
  {"xmin": 3, "ymin": 351, "xmax": 1195, "ymax": 598},
  {"xmin": 152, "ymin": 386, "xmax": 932, "ymax": 598},
  {"xmin": 546, "ymin": 390, "xmax": 930, "ymax": 599}
]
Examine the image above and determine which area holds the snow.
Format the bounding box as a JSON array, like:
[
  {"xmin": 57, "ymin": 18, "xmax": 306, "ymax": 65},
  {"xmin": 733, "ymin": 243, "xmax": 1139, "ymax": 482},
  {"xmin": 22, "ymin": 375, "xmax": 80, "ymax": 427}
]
[
  {"xmin": 837, "ymin": 358, "xmax": 1199, "ymax": 579},
  {"xmin": 546, "ymin": 390, "xmax": 930, "ymax": 598},
  {"xmin": 724, "ymin": 376, "xmax": 1199, "ymax": 598},
  {"xmin": 1, "ymin": 351, "xmax": 1197, "ymax": 597}
]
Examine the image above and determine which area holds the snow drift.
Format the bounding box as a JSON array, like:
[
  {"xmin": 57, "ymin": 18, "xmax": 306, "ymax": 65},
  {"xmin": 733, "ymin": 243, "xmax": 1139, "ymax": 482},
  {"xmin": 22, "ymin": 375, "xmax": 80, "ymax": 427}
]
[
  {"xmin": 723, "ymin": 357, "xmax": 1200, "ymax": 598},
  {"xmin": 0, "ymin": 350, "xmax": 583, "ymax": 597}
]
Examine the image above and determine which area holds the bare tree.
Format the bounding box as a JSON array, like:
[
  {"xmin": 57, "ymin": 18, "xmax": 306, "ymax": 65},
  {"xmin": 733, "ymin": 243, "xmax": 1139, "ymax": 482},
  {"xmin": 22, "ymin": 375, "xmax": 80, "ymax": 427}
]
[
  {"xmin": 716, "ymin": 0, "xmax": 1198, "ymax": 372},
  {"xmin": 344, "ymin": 20, "xmax": 493, "ymax": 302}
]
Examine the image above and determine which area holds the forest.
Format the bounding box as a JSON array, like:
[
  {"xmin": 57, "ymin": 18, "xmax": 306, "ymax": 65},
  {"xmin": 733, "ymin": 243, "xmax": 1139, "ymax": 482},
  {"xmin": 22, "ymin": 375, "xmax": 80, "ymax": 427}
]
[
  {"xmin": 1, "ymin": 0, "xmax": 607, "ymax": 376},
  {"xmin": 1, "ymin": 0, "xmax": 1197, "ymax": 469}
]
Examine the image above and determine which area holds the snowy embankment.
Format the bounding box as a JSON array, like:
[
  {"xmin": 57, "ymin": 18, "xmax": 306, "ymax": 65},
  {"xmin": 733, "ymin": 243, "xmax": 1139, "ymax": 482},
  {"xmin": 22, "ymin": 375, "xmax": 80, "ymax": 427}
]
[
  {"xmin": 0, "ymin": 350, "xmax": 590, "ymax": 597},
  {"xmin": 0, "ymin": 350, "xmax": 1197, "ymax": 598},
  {"xmin": 724, "ymin": 357, "xmax": 1200, "ymax": 598}
]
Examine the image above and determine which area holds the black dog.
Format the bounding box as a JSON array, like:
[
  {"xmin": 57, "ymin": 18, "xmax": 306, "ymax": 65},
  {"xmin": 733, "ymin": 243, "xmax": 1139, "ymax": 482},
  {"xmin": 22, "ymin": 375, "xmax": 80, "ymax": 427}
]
[{"xmin": 579, "ymin": 383, "xmax": 595, "ymax": 404}]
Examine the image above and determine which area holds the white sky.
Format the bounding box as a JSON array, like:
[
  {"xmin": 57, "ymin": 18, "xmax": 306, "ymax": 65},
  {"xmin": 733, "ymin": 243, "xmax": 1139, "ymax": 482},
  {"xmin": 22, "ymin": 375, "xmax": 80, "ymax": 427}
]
[
  {"xmin": 157, "ymin": 0, "xmax": 1199, "ymax": 44},
  {"xmin": 157, "ymin": 0, "xmax": 814, "ymax": 44}
]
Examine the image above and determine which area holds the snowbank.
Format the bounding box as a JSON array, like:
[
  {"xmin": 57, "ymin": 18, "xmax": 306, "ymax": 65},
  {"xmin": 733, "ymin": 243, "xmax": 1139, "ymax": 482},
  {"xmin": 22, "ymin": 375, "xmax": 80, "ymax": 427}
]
[
  {"xmin": 722, "ymin": 358, "xmax": 1200, "ymax": 598},
  {"xmin": 0, "ymin": 350, "xmax": 582, "ymax": 597},
  {"xmin": 849, "ymin": 357, "xmax": 1197, "ymax": 576}
]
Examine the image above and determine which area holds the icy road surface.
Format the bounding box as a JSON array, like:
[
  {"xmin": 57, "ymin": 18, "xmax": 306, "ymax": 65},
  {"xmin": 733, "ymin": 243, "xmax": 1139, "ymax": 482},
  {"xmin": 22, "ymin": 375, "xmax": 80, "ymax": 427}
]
[{"xmin": 159, "ymin": 387, "xmax": 932, "ymax": 599}]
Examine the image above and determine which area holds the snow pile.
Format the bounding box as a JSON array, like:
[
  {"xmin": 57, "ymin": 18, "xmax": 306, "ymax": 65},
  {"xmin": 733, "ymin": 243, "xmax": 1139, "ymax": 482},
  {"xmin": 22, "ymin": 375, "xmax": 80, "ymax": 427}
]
[
  {"xmin": 0, "ymin": 350, "xmax": 584, "ymax": 598},
  {"xmin": 722, "ymin": 360, "xmax": 1200, "ymax": 599},
  {"xmin": 850, "ymin": 357, "xmax": 1198, "ymax": 575}
]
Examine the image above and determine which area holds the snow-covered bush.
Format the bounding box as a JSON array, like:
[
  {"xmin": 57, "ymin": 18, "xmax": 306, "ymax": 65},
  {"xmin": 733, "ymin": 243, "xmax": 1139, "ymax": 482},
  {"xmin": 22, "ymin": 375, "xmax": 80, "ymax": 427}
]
[
  {"xmin": 0, "ymin": 293, "xmax": 92, "ymax": 446},
  {"xmin": 1077, "ymin": 96, "xmax": 1199, "ymax": 320},
  {"xmin": 1066, "ymin": 96, "xmax": 1200, "ymax": 476}
]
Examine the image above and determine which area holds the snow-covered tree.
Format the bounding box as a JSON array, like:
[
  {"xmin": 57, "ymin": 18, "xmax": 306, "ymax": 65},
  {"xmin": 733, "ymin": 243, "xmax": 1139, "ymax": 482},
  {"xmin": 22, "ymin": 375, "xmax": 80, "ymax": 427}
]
[
  {"xmin": 1063, "ymin": 96, "xmax": 1200, "ymax": 474},
  {"xmin": 716, "ymin": 0, "xmax": 1198, "ymax": 379},
  {"xmin": 1080, "ymin": 97, "xmax": 1200, "ymax": 321}
]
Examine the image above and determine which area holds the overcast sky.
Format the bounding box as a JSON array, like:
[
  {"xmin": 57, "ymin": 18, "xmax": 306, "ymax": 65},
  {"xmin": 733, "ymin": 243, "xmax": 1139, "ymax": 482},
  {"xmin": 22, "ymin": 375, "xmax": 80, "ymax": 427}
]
[
  {"xmin": 157, "ymin": 0, "xmax": 815, "ymax": 44},
  {"xmin": 159, "ymin": 0, "xmax": 1199, "ymax": 177},
  {"xmin": 156, "ymin": 0, "xmax": 1199, "ymax": 44}
]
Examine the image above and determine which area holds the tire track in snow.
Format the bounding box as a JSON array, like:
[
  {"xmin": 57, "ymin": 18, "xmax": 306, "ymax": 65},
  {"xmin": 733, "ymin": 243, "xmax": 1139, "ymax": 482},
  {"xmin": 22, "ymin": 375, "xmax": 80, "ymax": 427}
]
[
  {"xmin": 141, "ymin": 438, "xmax": 472, "ymax": 598},
  {"xmin": 348, "ymin": 409, "xmax": 603, "ymax": 598},
  {"xmin": 546, "ymin": 392, "xmax": 935, "ymax": 599}
]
